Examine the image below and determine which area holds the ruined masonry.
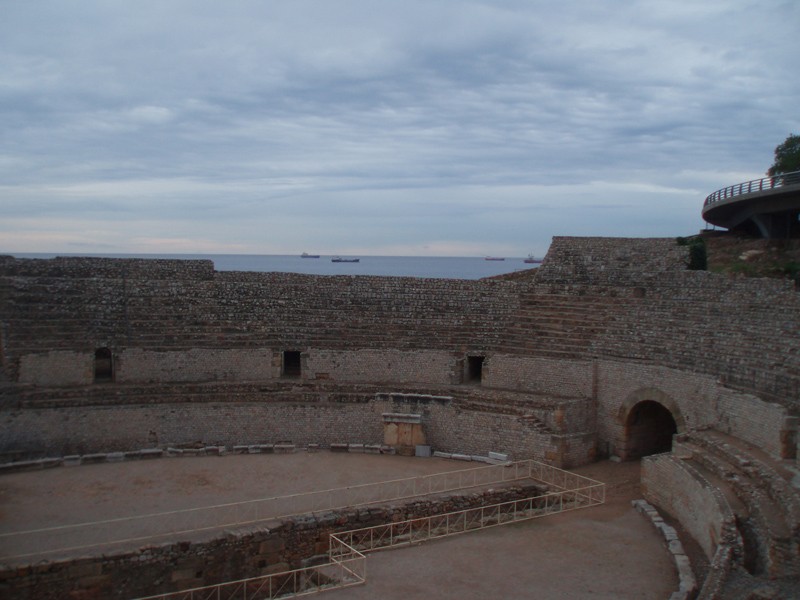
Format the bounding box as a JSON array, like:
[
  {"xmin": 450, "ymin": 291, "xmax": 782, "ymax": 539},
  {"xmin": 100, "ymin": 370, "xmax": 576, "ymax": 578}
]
[{"xmin": 1, "ymin": 235, "xmax": 799, "ymax": 598}]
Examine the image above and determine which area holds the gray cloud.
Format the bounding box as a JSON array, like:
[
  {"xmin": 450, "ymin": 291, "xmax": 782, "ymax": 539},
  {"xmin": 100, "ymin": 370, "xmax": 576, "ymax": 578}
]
[{"xmin": 1, "ymin": 0, "xmax": 798, "ymax": 256}]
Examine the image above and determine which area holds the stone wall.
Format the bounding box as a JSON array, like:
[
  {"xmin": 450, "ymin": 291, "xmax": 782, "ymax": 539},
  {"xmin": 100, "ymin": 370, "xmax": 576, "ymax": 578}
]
[
  {"xmin": 641, "ymin": 453, "xmax": 736, "ymax": 560},
  {"xmin": 0, "ymin": 392, "xmax": 584, "ymax": 466},
  {"xmin": 595, "ymin": 360, "xmax": 793, "ymax": 459},
  {"xmin": 535, "ymin": 236, "xmax": 690, "ymax": 285},
  {"xmin": 2, "ymin": 236, "xmax": 799, "ymax": 469}
]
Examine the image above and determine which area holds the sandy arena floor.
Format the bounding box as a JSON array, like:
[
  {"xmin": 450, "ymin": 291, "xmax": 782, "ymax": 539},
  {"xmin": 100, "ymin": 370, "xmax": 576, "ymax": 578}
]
[{"xmin": 0, "ymin": 453, "xmax": 678, "ymax": 599}]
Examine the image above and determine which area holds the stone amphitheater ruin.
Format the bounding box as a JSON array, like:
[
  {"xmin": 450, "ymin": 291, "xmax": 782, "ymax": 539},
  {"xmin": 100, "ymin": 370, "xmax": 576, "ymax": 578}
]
[{"xmin": 1, "ymin": 235, "xmax": 799, "ymax": 599}]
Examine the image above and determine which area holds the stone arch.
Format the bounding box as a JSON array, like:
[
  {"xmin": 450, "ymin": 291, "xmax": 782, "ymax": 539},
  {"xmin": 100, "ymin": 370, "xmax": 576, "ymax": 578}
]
[{"xmin": 616, "ymin": 387, "xmax": 684, "ymax": 461}]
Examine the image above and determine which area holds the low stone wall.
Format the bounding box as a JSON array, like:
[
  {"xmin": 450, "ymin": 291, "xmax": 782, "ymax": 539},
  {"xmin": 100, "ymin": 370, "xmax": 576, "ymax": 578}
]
[
  {"xmin": 0, "ymin": 391, "xmax": 584, "ymax": 466},
  {"xmin": 0, "ymin": 483, "xmax": 546, "ymax": 600},
  {"xmin": 641, "ymin": 453, "xmax": 740, "ymax": 561}
]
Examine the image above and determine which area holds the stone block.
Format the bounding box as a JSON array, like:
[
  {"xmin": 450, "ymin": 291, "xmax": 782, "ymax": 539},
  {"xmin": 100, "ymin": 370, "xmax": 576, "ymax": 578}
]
[
  {"xmin": 123, "ymin": 450, "xmax": 143, "ymax": 460},
  {"xmin": 81, "ymin": 453, "xmax": 107, "ymax": 464},
  {"xmin": 139, "ymin": 448, "xmax": 163, "ymax": 459},
  {"xmin": 330, "ymin": 443, "xmax": 348, "ymax": 452},
  {"xmin": 68, "ymin": 562, "xmax": 103, "ymax": 578},
  {"xmin": 488, "ymin": 451, "xmax": 508, "ymax": 461},
  {"xmin": 674, "ymin": 554, "xmax": 696, "ymax": 592},
  {"xmin": 306, "ymin": 444, "xmax": 320, "ymax": 452},
  {"xmin": 64, "ymin": 455, "xmax": 82, "ymax": 466},
  {"xmin": 106, "ymin": 452, "xmax": 125, "ymax": 462},
  {"xmin": 668, "ymin": 539, "xmax": 685, "ymax": 555},
  {"xmin": 259, "ymin": 537, "xmax": 286, "ymax": 554},
  {"xmin": 233, "ymin": 445, "xmax": 250, "ymax": 454},
  {"xmin": 451, "ymin": 453, "xmax": 472, "ymax": 461},
  {"xmin": 433, "ymin": 451, "xmax": 452, "ymax": 459},
  {"xmin": 364, "ymin": 444, "xmax": 381, "ymax": 454},
  {"xmin": 348, "ymin": 444, "xmax": 365, "ymax": 453},
  {"xmin": 274, "ymin": 444, "xmax": 294, "ymax": 454},
  {"xmin": 166, "ymin": 448, "xmax": 184, "ymax": 457}
]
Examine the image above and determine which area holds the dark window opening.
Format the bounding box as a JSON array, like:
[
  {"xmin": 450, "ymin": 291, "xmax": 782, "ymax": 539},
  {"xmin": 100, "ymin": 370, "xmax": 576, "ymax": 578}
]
[
  {"xmin": 94, "ymin": 348, "xmax": 113, "ymax": 383},
  {"xmin": 467, "ymin": 356, "xmax": 485, "ymax": 383},
  {"xmin": 283, "ymin": 350, "xmax": 301, "ymax": 378},
  {"xmin": 623, "ymin": 400, "xmax": 677, "ymax": 460}
]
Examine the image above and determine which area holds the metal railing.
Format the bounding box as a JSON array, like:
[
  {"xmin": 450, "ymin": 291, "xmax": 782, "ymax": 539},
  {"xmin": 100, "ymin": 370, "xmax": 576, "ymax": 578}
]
[
  {"xmin": 132, "ymin": 536, "xmax": 366, "ymax": 600},
  {"xmin": 0, "ymin": 460, "xmax": 536, "ymax": 563},
  {"xmin": 704, "ymin": 170, "xmax": 800, "ymax": 207},
  {"xmin": 334, "ymin": 485, "xmax": 604, "ymax": 554},
  {"xmin": 129, "ymin": 460, "xmax": 605, "ymax": 600}
]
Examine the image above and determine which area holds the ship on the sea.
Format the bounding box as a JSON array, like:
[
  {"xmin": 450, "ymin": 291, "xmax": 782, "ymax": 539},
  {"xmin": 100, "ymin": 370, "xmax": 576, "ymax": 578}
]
[
  {"xmin": 301, "ymin": 252, "xmax": 320, "ymax": 258},
  {"xmin": 331, "ymin": 256, "xmax": 359, "ymax": 263}
]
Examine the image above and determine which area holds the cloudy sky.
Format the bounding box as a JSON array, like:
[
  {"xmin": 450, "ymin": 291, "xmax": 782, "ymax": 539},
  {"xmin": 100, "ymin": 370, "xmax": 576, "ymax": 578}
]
[{"xmin": 1, "ymin": 1, "xmax": 798, "ymax": 257}]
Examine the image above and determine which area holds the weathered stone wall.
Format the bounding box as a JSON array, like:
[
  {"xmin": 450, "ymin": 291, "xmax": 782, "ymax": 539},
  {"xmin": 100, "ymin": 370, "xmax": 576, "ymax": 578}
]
[
  {"xmin": 0, "ymin": 392, "xmax": 584, "ymax": 466},
  {"xmin": 19, "ymin": 350, "xmax": 92, "ymax": 386},
  {"xmin": 305, "ymin": 349, "xmax": 458, "ymax": 385},
  {"xmin": 482, "ymin": 354, "xmax": 593, "ymax": 398},
  {"xmin": 117, "ymin": 348, "xmax": 279, "ymax": 383},
  {"xmin": 641, "ymin": 453, "xmax": 735, "ymax": 560},
  {"xmin": 535, "ymin": 236, "xmax": 690, "ymax": 285},
  {"xmin": 2, "ymin": 236, "xmax": 799, "ymax": 468},
  {"xmin": 595, "ymin": 360, "xmax": 793, "ymax": 459}
]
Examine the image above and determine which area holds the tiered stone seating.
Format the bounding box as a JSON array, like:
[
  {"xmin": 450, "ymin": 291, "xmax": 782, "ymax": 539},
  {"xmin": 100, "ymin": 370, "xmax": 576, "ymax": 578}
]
[
  {"xmin": 498, "ymin": 290, "xmax": 622, "ymax": 358},
  {"xmin": 664, "ymin": 430, "xmax": 800, "ymax": 596}
]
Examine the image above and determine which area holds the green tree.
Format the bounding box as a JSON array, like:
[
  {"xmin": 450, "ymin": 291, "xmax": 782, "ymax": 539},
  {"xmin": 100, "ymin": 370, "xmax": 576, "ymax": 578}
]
[{"xmin": 767, "ymin": 133, "xmax": 800, "ymax": 176}]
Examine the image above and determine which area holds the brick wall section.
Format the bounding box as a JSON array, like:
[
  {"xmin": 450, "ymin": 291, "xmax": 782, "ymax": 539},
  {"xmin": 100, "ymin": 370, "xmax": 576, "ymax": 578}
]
[
  {"xmin": 306, "ymin": 349, "xmax": 457, "ymax": 385},
  {"xmin": 117, "ymin": 348, "xmax": 278, "ymax": 383},
  {"xmin": 19, "ymin": 350, "xmax": 91, "ymax": 386},
  {"xmin": 482, "ymin": 354, "xmax": 593, "ymax": 398},
  {"xmin": 0, "ymin": 482, "xmax": 546, "ymax": 600}
]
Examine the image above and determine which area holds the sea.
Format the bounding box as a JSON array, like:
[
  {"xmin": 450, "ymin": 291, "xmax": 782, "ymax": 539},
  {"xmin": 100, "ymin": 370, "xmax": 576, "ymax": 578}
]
[{"xmin": 5, "ymin": 253, "xmax": 539, "ymax": 280}]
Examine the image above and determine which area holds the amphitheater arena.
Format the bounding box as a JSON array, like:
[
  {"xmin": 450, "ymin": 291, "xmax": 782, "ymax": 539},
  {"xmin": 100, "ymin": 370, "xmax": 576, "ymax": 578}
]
[{"xmin": 1, "ymin": 236, "xmax": 799, "ymax": 598}]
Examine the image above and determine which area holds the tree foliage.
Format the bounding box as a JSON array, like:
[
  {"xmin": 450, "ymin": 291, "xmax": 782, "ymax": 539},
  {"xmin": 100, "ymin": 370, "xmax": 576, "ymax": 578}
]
[{"xmin": 767, "ymin": 133, "xmax": 800, "ymax": 176}]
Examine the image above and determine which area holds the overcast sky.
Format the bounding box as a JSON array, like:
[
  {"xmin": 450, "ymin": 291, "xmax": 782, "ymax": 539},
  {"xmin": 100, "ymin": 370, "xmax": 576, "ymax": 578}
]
[{"xmin": 1, "ymin": 1, "xmax": 798, "ymax": 257}]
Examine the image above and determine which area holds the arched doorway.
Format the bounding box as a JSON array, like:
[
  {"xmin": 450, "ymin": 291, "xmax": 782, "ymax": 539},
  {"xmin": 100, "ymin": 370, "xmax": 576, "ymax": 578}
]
[
  {"xmin": 616, "ymin": 387, "xmax": 683, "ymax": 461},
  {"xmin": 624, "ymin": 400, "xmax": 677, "ymax": 459}
]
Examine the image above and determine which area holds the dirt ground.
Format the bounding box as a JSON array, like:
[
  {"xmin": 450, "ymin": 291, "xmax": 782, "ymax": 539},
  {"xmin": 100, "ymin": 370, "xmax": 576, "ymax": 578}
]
[{"xmin": 0, "ymin": 454, "xmax": 679, "ymax": 599}]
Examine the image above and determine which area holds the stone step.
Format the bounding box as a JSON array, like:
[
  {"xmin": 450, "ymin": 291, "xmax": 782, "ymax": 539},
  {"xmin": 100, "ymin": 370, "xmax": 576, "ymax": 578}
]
[
  {"xmin": 689, "ymin": 430, "xmax": 800, "ymax": 534},
  {"xmin": 675, "ymin": 436, "xmax": 798, "ymax": 578}
]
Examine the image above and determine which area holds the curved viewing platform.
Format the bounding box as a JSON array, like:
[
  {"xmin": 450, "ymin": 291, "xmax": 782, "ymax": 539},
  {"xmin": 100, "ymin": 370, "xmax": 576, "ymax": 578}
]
[{"xmin": 702, "ymin": 170, "xmax": 800, "ymax": 238}]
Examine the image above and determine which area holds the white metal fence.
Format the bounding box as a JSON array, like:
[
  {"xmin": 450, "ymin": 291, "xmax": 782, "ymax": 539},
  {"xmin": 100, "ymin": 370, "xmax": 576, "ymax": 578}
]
[
  {"xmin": 336, "ymin": 484, "xmax": 604, "ymax": 554},
  {"xmin": 1, "ymin": 460, "xmax": 539, "ymax": 563},
  {"xmin": 129, "ymin": 460, "xmax": 605, "ymax": 600}
]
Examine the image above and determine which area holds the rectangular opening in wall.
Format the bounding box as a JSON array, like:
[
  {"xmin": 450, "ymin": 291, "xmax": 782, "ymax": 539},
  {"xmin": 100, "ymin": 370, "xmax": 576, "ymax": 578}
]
[
  {"xmin": 94, "ymin": 347, "xmax": 113, "ymax": 383},
  {"xmin": 282, "ymin": 350, "xmax": 301, "ymax": 378},
  {"xmin": 467, "ymin": 355, "xmax": 484, "ymax": 383}
]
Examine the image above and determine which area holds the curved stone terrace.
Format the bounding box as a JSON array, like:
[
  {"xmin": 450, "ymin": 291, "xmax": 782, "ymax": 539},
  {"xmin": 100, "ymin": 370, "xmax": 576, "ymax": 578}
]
[{"xmin": 702, "ymin": 170, "xmax": 800, "ymax": 238}]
